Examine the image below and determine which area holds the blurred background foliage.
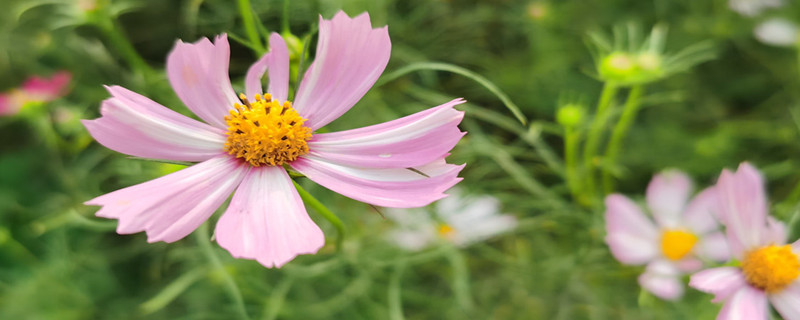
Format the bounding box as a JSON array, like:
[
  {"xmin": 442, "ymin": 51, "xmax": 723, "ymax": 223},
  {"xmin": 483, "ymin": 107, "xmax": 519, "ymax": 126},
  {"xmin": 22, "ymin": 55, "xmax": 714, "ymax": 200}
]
[{"xmin": 1, "ymin": 0, "xmax": 799, "ymax": 319}]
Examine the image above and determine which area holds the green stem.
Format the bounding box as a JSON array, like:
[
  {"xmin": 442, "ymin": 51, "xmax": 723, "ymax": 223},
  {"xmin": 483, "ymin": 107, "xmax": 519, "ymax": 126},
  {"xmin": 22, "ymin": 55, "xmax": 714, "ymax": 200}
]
[
  {"xmin": 194, "ymin": 223, "xmax": 250, "ymax": 320},
  {"xmin": 581, "ymin": 82, "xmax": 618, "ymax": 205},
  {"xmin": 443, "ymin": 244, "xmax": 473, "ymax": 312},
  {"xmin": 281, "ymin": 0, "xmax": 291, "ymax": 33},
  {"xmin": 238, "ymin": 0, "xmax": 265, "ymax": 54},
  {"xmin": 94, "ymin": 14, "xmax": 153, "ymax": 77},
  {"xmin": 262, "ymin": 277, "xmax": 294, "ymax": 320},
  {"xmin": 564, "ymin": 125, "xmax": 581, "ymax": 201},
  {"xmin": 292, "ymin": 180, "xmax": 345, "ymax": 250},
  {"xmin": 387, "ymin": 263, "xmax": 406, "ymax": 320},
  {"xmin": 602, "ymin": 85, "xmax": 644, "ymax": 193}
]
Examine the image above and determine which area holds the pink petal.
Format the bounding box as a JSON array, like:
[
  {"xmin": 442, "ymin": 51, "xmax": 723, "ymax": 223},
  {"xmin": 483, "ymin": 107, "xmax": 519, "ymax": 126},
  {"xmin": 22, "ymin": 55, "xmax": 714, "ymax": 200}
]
[
  {"xmin": 675, "ymin": 257, "xmax": 703, "ymax": 273},
  {"xmin": 716, "ymin": 163, "xmax": 769, "ymax": 258},
  {"xmin": 244, "ymin": 33, "xmax": 290, "ymax": 102},
  {"xmin": 638, "ymin": 260, "xmax": 684, "ymax": 300},
  {"xmin": 87, "ymin": 156, "xmax": 248, "ymax": 243},
  {"xmin": 770, "ymin": 281, "xmax": 800, "ymax": 320},
  {"xmin": 764, "ymin": 216, "xmax": 787, "ymax": 245},
  {"xmin": 646, "ymin": 170, "xmax": 693, "ymax": 229},
  {"xmin": 294, "ymin": 11, "xmax": 391, "ymax": 130},
  {"xmin": 215, "ymin": 166, "xmax": 325, "ymax": 268},
  {"xmin": 82, "ymin": 86, "xmax": 227, "ymax": 162},
  {"xmin": 167, "ymin": 34, "xmax": 238, "ymax": 129},
  {"xmin": 717, "ymin": 286, "xmax": 768, "ymax": 320},
  {"xmin": 0, "ymin": 93, "xmax": 14, "ymax": 115},
  {"xmin": 291, "ymin": 156, "xmax": 463, "ymax": 208},
  {"xmin": 682, "ymin": 186, "xmax": 721, "ymax": 235},
  {"xmin": 307, "ymin": 99, "xmax": 465, "ymax": 168},
  {"xmin": 21, "ymin": 70, "xmax": 71, "ymax": 100},
  {"xmin": 604, "ymin": 194, "xmax": 659, "ymax": 265},
  {"xmin": 697, "ymin": 231, "xmax": 731, "ymax": 262},
  {"xmin": 689, "ymin": 266, "xmax": 748, "ymax": 303}
]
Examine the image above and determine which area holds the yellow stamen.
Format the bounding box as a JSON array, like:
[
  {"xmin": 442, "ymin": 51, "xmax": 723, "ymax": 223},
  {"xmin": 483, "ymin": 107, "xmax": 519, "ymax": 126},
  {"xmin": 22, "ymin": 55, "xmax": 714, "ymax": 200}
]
[
  {"xmin": 438, "ymin": 224, "xmax": 455, "ymax": 238},
  {"xmin": 742, "ymin": 244, "xmax": 800, "ymax": 293},
  {"xmin": 660, "ymin": 229, "xmax": 698, "ymax": 261},
  {"xmin": 224, "ymin": 93, "xmax": 312, "ymax": 167}
]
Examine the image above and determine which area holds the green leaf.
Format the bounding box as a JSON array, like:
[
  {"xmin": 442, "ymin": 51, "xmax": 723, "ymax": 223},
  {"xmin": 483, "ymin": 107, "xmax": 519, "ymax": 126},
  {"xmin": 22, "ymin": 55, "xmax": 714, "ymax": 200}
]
[{"xmin": 376, "ymin": 62, "xmax": 528, "ymax": 125}]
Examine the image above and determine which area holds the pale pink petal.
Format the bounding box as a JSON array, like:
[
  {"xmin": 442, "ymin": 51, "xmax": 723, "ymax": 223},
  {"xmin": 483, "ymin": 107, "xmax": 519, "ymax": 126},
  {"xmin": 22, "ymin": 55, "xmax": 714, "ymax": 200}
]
[
  {"xmin": 646, "ymin": 170, "xmax": 692, "ymax": 229},
  {"xmin": 81, "ymin": 86, "xmax": 227, "ymax": 162},
  {"xmin": 770, "ymin": 281, "xmax": 800, "ymax": 320},
  {"xmin": 87, "ymin": 156, "xmax": 248, "ymax": 243},
  {"xmin": 308, "ymin": 99, "xmax": 465, "ymax": 168},
  {"xmin": 675, "ymin": 257, "xmax": 703, "ymax": 272},
  {"xmin": 682, "ymin": 187, "xmax": 721, "ymax": 235},
  {"xmin": 793, "ymin": 238, "xmax": 800, "ymax": 253},
  {"xmin": 638, "ymin": 260, "xmax": 684, "ymax": 300},
  {"xmin": 0, "ymin": 94, "xmax": 13, "ymax": 115},
  {"xmin": 291, "ymin": 156, "xmax": 463, "ymax": 208},
  {"xmin": 244, "ymin": 33, "xmax": 290, "ymax": 102},
  {"xmin": 21, "ymin": 71, "xmax": 71, "ymax": 100},
  {"xmin": 167, "ymin": 34, "xmax": 238, "ymax": 128},
  {"xmin": 764, "ymin": 216, "xmax": 787, "ymax": 245},
  {"xmin": 215, "ymin": 166, "xmax": 325, "ymax": 268},
  {"xmin": 717, "ymin": 286, "xmax": 768, "ymax": 320},
  {"xmin": 294, "ymin": 11, "xmax": 391, "ymax": 130},
  {"xmin": 604, "ymin": 194, "xmax": 659, "ymax": 265},
  {"xmin": 716, "ymin": 163, "xmax": 768, "ymax": 258},
  {"xmin": 689, "ymin": 267, "xmax": 748, "ymax": 303},
  {"xmin": 697, "ymin": 231, "xmax": 731, "ymax": 262}
]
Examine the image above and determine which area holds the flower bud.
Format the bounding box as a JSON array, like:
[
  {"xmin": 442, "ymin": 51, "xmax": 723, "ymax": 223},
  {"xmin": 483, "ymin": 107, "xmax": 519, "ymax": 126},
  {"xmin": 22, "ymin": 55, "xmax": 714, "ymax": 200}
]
[{"xmin": 557, "ymin": 104, "xmax": 584, "ymax": 127}]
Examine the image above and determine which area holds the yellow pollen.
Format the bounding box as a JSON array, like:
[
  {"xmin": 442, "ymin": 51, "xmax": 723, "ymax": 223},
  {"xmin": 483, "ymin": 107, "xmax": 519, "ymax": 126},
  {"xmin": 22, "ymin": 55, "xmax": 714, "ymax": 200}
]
[
  {"xmin": 224, "ymin": 93, "xmax": 312, "ymax": 167},
  {"xmin": 660, "ymin": 229, "xmax": 698, "ymax": 261},
  {"xmin": 438, "ymin": 224, "xmax": 455, "ymax": 238},
  {"xmin": 742, "ymin": 245, "xmax": 800, "ymax": 293}
]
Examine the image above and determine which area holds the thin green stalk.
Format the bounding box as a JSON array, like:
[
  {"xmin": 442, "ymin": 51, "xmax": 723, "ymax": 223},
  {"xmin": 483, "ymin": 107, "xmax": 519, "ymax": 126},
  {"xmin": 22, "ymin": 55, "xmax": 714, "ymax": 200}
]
[
  {"xmin": 602, "ymin": 85, "xmax": 644, "ymax": 193},
  {"xmin": 281, "ymin": 0, "xmax": 291, "ymax": 33},
  {"xmin": 443, "ymin": 244, "xmax": 473, "ymax": 312},
  {"xmin": 94, "ymin": 14, "xmax": 153, "ymax": 77},
  {"xmin": 564, "ymin": 125, "xmax": 581, "ymax": 201},
  {"xmin": 388, "ymin": 263, "xmax": 406, "ymax": 320},
  {"xmin": 262, "ymin": 277, "xmax": 294, "ymax": 320},
  {"xmin": 238, "ymin": 0, "xmax": 265, "ymax": 54},
  {"xmin": 581, "ymin": 82, "xmax": 618, "ymax": 205},
  {"xmin": 292, "ymin": 180, "xmax": 345, "ymax": 250},
  {"xmin": 194, "ymin": 223, "xmax": 250, "ymax": 320}
]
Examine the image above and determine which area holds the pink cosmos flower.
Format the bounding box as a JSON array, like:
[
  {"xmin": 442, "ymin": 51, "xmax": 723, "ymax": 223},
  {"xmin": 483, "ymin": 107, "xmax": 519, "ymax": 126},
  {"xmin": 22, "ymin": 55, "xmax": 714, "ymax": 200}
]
[
  {"xmin": 0, "ymin": 71, "xmax": 71, "ymax": 115},
  {"xmin": 82, "ymin": 11, "xmax": 466, "ymax": 268},
  {"xmin": 605, "ymin": 170, "xmax": 729, "ymax": 300},
  {"xmin": 690, "ymin": 163, "xmax": 800, "ymax": 320}
]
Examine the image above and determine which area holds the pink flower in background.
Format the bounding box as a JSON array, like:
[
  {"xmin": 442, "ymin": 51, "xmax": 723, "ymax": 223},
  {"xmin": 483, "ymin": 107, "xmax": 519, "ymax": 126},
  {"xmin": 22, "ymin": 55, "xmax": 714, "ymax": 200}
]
[
  {"xmin": 605, "ymin": 170, "xmax": 729, "ymax": 300},
  {"xmin": 82, "ymin": 11, "xmax": 465, "ymax": 268},
  {"xmin": 0, "ymin": 71, "xmax": 71, "ymax": 115},
  {"xmin": 690, "ymin": 163, "xmax": 800, "ymax": 320}
]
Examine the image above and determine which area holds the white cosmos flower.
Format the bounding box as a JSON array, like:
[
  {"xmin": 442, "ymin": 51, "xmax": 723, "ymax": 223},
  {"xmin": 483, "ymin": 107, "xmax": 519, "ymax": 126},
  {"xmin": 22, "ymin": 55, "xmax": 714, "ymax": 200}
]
[
  {"xmin": 729, "ymin": 0, "xmax": 783, "ymax": 16},
  {"xmin": 755, "ymin": 18, "xmax": 799, "ymax": 47},
  {"xmin": 385, "ymin": 190, "xmax": 517, "ymax": 251}
]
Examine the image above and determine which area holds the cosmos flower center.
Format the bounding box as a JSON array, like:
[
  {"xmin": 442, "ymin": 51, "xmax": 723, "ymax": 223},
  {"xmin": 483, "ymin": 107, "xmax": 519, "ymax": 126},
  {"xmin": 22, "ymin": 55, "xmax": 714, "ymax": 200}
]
[
  {"xmin": 438, "ymin": 224, "xmax": 455, "ymax": 238},
  {"xmin": 660, "ymin": 229, "xmax": 698, "ymax": 261},
  {"xmin": 742, "ymin": 244, "xmax": 800, "ymax": 293},
  {"xmin": 224, "ymin": 93, "xmax": 312, "ymax": 167}
]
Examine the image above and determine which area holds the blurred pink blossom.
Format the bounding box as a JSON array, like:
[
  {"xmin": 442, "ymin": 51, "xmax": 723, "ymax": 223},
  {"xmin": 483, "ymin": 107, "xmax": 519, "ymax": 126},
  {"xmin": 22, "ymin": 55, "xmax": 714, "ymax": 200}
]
[
  {"xmin": 605, "ymin": 170, "xmax": 729, "ymax": 300},
  {"xmin": 0, "ymin": 71, "xmax": 71, "ymax": 115}
]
